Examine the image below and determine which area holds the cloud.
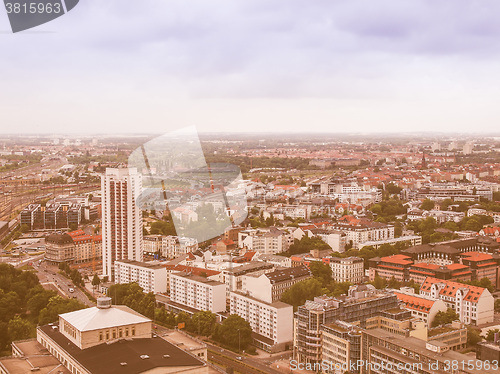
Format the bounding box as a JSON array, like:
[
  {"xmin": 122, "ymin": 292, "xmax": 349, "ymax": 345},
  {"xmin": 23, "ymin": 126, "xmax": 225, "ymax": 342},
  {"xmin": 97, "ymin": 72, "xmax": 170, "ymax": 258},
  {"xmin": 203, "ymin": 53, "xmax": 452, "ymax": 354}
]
[{"xmin": 1, "ymin": 0, "xmax": 500, "ymax": 133}]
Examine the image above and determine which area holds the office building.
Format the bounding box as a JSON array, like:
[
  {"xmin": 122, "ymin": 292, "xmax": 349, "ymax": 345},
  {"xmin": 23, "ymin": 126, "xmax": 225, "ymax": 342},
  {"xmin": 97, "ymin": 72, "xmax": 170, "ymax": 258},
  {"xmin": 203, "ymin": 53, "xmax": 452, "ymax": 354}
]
[
  {"xmin": 329, "ymin": 256, "xmax": 364, "ymax": 284},
  {"xmin": 44, "ymin": 233, "xmax": 75, "ymax": 265}
]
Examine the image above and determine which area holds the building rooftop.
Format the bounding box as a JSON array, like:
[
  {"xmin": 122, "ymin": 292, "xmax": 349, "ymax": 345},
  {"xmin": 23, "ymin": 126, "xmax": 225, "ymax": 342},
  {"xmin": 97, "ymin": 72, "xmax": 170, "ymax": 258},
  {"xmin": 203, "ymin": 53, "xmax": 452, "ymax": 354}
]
[
  {"xmin": 264, "ymin": 265, "xmax": 311, "ymax": 284},
  {"xmin": 232, "ymin": 291, "xmax": 292, "ymax": 309},
  {"xmin": 115, "ymin": 259, "xmax": 165, "ymax": 269},
  {"xmin": 59, "ymin": 305, "xmax": 151, "ymax": 332},
  {"xmin": 38, "ymin": 325, "xmax": 204, "ymax": 374},
  {"xmin": 173, "ymin": 271, "xmax": 223, "ymax": 286}
]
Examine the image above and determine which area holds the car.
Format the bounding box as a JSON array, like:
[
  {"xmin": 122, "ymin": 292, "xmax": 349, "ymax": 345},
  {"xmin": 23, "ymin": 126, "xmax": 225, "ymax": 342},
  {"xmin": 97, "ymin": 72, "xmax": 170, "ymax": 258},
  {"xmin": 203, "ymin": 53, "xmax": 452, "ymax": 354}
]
[
  {"xmin": 236, "ymin": 356, "xmax": 242, "ymax": 361},
  {"xmin": 69, "ymin": 288, "xmax": 75, "ymax": 293}
]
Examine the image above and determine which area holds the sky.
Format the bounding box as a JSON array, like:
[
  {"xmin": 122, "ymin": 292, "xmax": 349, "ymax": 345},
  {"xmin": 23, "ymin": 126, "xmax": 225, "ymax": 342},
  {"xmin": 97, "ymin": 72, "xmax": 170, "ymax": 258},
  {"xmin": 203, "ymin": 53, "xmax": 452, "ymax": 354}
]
[{"xmin": 1, "ymin": 0, "xmax": 500, "ymax": 134}]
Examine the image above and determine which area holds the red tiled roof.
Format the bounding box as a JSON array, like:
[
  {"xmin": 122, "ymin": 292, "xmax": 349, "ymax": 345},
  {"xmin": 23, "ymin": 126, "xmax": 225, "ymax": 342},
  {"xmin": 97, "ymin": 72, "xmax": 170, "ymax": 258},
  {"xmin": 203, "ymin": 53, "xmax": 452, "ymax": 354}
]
[
  {"xmin": 421, "ymin": 277, "xmax": 485, "ymax": 302},
  {"xmin": 394, "ymin": 292, "xmax": 434, "ymax": 313},
  {"xmin": 243, "ymin": 251, "xmax": 256, "ymax": 261},
  {"xmin": 461, "ymin": 252, "xmax": 493, "ymax": 262},
  {"xmin": 380, "ymin": 254, "xmax": 412, "ymax": 266}
]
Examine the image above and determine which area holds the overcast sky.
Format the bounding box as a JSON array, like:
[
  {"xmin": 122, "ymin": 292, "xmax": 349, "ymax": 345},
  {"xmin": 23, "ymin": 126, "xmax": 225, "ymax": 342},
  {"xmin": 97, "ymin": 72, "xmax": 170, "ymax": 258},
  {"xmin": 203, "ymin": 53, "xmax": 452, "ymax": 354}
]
[{"xmin": 1, "ymin": 0, "xmax": 500, "ymax": 134}]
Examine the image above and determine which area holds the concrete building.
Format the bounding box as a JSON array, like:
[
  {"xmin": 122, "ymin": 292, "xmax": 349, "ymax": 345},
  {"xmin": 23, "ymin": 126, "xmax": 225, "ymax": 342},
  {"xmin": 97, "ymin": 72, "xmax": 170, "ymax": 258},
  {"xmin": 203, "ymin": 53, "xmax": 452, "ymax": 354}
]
[
  {"xmin": 420, "ymin": 277, "xmax": 494, "ymax": 325},
  {"xmin": 170, "ymin": 272, "xmax": 226, "ymax": 313},
  {"xmin": 114, "ymin": 259, "xmax": 167, "ymax": 294},
  {"xmin": 230, "ymin": 291, "xmax": 293, "ymax": 352},
  {"xmin": 329, "ymin": 256, "xmax": 364, "ymax": 284},
  {"xmin": 161, "ymin": 236, "xmax": 198, "ymax": 259},
  {"xmin": 101, "ymin": 168, "xmax": 143, "ymax": 280},
  {"xmin": 320, "ymin": 321, "xmax": 362, "ymax": 374},
  {"xmin": 70, "ymin": 232, "xmax": 102, "ymax": 265}
]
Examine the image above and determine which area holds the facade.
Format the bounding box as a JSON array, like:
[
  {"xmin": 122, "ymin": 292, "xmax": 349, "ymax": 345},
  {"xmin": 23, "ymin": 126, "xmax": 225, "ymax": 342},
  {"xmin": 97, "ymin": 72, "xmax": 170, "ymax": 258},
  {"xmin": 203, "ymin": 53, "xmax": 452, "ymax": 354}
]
[
  {"xmin": 143, "ymin": 234, "xmax": 163, "ymax": 255},
  {"xmin": 230, "ymin": 291, "xmax": 293, "ymax": 352},
  {"xmin": 44, "ymin": 233, "xmax": 75, "ymax": 264},
  {"xmin": 161, "ymin": 235, "xmax": 198, "ymax": 258},
  {"xmin": 238, "ymin": 227, "xmax": 290, "ymax": 254},
  {"xmin": 101, "ymin": 168, "xmax": 143, "ymax": 280},
  {"xmin": 331, "ymin": 219, "xmax": 394, "ymax": 248},
  {"xmin": 70, "ymin": 233, "xmax": 102, "ymax": 265},
  {"xmin": 358, "ymin": 235, "xmax": 422, "ymax": 250},
  {"xmin": 329, "ymin": 257, "xmax": 364, "ymax": 284},
  {"xmin": 170, "ymin": 272, "xmax": 226, "ymax": 313},
  {"xmin": 293, "ymin": 285, "xmax": 399, "ymax": 365},
  {"xmin": 221, "ymin": 261, "xmax": 275, "ymax": 297},
  {"xmin": 114, "ymin": 259, "xmax": 167, "ymax": 294},
  {"xmin": 420, "ymin": 277, "xmax": 494, "ymax": 325},
  {"xmin": 320, "ymin": 321, "xmax": 362, "ymax": 374},
  {"xmin": 242, "ymin": 265, "xmax": 312, "ymax": 303}
]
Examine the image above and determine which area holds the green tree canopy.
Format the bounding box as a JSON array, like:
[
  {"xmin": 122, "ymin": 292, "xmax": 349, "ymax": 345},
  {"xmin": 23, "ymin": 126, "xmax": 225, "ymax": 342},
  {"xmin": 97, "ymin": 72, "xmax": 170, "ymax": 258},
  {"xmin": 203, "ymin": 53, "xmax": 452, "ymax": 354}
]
[
  {"xmin": 432, "ymin": 308, "xmax": 459, "ymax": 327},
  {"xmin": 214, "ymin": 315, "xmax": 252, "ymax": 351}
]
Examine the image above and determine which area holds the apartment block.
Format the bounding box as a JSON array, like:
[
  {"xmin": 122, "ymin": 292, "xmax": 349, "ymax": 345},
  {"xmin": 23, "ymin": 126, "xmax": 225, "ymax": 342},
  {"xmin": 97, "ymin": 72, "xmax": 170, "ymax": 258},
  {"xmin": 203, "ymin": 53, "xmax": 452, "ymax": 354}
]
[
  {"xmin": 230, "ymin": 291, "xmax": 293, "ymax": 352},
  {"xmin": 114, "ymin": 259, "xmax": 167, "ymax": 294},
  {"xmin": 101, "ymin": 168, "xmax": 143, "ymax": 279},
  {"xmin": 170, "ymin": 272, "xmax": 226, "ymax": 313}
]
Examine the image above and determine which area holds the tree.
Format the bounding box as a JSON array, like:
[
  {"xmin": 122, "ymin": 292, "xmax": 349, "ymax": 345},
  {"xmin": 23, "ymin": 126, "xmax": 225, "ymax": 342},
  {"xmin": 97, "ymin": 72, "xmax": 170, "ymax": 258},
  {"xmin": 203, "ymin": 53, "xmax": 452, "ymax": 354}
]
[
  {"xmin": 309, "ymin": 261, "xmax": 332, "ymax": 287},
  {"xmin": 486, "ymin": 329, "xmax": 500, "ymax": 342},
  {"xmin": 190, "ymin": 311, "xmax": 217, "ymax": 337},
  {"xmin": 495, "ymin": 299, "xmax": 500, "ymax": 313},
  {"xmin": 92, "ymin": 274, "xmax": 101, "ymax": 288},
  {"xmin": 7, "ymin": 316, "xmax": 35, "ymax": 341},
  {"xmin": 281, "ymin": 278, "xmax": 323, "ymax": 310},
  {"xmin": 371, "ymin": 274, "xmax": 387, "ymax": 290},
  {"xmin": 38, "ymin": 296, "xmax": 86, "ymax": 325},
  {"xmin": 432, "ymin": 308, "xmax": 459, "ymax": 327},
  {"xmin": 467, "ymin": 327, "xmax": 483, "ymax": 347},
  {"xmin": 19, "ymin": 224, "xmax": 30, "ymax": 233},
  {"xmin": 215, "ymin": 315, "xmax": 252, "ymax": 351},
  {"xmin": 420, "ymin": 199, "xmax": 435, "ymax": 211}
]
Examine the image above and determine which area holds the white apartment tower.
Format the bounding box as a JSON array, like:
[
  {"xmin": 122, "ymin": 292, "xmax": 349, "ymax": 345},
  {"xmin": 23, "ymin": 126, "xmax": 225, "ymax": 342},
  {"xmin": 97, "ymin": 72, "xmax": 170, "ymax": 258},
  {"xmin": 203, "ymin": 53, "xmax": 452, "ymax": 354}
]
[{"xmin": 102, "ymin": 168, "xmax": 143, "ymax": 279}]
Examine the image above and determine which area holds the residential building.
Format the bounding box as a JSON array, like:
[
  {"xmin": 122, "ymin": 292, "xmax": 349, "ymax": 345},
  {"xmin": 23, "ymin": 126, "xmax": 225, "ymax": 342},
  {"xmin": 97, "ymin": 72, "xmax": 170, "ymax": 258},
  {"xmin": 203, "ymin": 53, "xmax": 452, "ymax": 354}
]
[
  {"xmin": 114, "ymin": 259, "xmax": 167, "ymax": 294},
  {"xmin": 329, "ymin": 257, "xmax": 364, "ymax": 284},
  {"xmin": 460, "ymin": 251, "xmax": 500, "ymax": 288},
  {"xmin": 409, "ymin": 321, "xmax": 468, "ymax": 351},
  {"xmin": 242, "ymin": 265, "xmax": 312, "ymax": 303},
  {"xmin": 331, "ymin": 218, "xmax": 394, "ymax": 248},
  {"xmin": 69, "ymin": 232, "xmax": 102, "ymax": 265},
  {"xmin": 221, "ymin": 261, "xmax": 275, "ymax": 297},
  {"xmin": 101, "ymin": 168, "xmax": 143, "ymax": 280},
  {"xmin": 255, "ymin": 253, "xmax": 292, "ymax": 268},
  {"xmin": 238, "ymin": 227, "xmax": 290, "ymax": 254},
  {"xmin": 143, "ymin": 234, "xmax": 163, "ymax": 255},
  {"xmin": 161, "ymin": 236, "xmax": 198, "ymax": 259},
  {"xmin": 419, "ymin": 277, "xmax": 494, "ymax": 325},
  {"xmin": 230, "ymin": 291, "xmax": 293, "ymax": 352},
  {"xmin": 358, "ymin": 235, "xmax": 422, "ymax": 250},
  {"xmin": 170, "ymin": 272, "xmax": 226, "ymax": 313}
]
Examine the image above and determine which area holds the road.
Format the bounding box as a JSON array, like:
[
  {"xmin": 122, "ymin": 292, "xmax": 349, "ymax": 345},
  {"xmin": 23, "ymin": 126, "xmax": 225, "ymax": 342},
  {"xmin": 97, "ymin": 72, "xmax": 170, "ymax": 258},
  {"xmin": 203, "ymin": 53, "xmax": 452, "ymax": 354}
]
[
  {"xmin": 35, "ymin": 260, "xmax": 95, "ymax": 307},
  {"xmin": 206, "ymin": 343, "xmax": 284, "ymax": 374}
]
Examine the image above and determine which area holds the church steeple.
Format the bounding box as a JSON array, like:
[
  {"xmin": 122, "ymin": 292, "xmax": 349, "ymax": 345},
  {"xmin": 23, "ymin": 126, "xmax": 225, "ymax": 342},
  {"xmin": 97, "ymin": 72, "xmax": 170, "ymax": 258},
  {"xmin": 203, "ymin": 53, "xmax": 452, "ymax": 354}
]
[{"xmin": 421, "ymin": 152, "xmax": 427, "ymax": 169}]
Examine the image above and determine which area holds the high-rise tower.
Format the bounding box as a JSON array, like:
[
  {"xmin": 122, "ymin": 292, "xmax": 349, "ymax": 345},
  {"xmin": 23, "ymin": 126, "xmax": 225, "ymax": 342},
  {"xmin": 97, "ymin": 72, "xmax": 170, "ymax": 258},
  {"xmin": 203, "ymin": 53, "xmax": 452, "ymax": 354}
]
[{"xmin": 101, "ymin": 168, "xmax": 143, "ymax": 279}]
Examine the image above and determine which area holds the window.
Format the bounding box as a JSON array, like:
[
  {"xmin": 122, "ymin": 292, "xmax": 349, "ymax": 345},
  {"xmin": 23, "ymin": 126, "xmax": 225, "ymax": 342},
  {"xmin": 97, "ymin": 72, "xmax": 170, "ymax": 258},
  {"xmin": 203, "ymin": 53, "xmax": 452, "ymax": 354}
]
[
  {"xmin": 99, "ymin": 332, "xmax": 103, "ymax": 341},
  {"xmin": 132, "ymin": 327, "xmax": 136, "ymax": 336}
]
